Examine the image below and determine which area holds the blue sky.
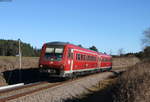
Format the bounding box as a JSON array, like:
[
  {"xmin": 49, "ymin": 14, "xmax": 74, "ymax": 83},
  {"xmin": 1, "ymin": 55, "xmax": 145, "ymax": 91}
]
[{"xmin": 0, "ymin": 0, "xmax": 150, "ymax": 54}]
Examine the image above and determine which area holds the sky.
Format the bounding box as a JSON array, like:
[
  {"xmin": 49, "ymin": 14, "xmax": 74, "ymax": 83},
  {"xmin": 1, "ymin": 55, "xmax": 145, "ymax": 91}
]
[{"xmin": 0, "ymin": 0, "xmax": 150, "ymax": 54}]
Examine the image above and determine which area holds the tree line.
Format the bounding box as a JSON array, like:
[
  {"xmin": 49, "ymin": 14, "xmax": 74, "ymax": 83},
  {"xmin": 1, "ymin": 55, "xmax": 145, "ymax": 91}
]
[
  {"xmin": 115, "ymin": 28, "xmax": 150, "ymax": 60},
  {"xmin": 0, "ymin": 39, "xmax": 41, "ymax": 57}
]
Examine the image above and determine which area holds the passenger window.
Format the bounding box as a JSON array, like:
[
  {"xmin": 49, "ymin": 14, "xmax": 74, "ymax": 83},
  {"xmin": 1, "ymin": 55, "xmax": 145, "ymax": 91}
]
[
  {"xmin": 76, "ymin": 54, "xmax": 78, "ymax": 60},
  {"xmin": 76, "ymin": 53, "xmax": 81, "ymax": 60},
  {"xmin": 78, "ymin": 54, "xmax": 81, "ymax": 60}
]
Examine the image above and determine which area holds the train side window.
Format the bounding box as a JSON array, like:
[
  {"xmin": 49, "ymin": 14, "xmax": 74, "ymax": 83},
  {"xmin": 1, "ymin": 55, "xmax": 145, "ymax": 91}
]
[
  {"xmin": 83, "ymin": 55, "xmax": 85, "ymax": 60},
  {"xmin": 76, "ymin": 53, "xmax": 81, "ymax": 60},
  {"xmin": 94, "ymin": 57, "xmax": 96, "ymax": 61},
  {"xmin": 86, "ymin": 55, "xmax": 89, "ymax": 61},
  {"xmin": 89, "ymin": 56, "xmax": 91, "ymax": 61},
  {"xmin": 81, "ymin": 54, "xmax": 84, "ymax": 61},
  {"xmin": 107, "ymin": 58, "xmax": 109, "ymax": 62},
  {"xmin": 87, "ymin": 56, "xmax": 89, "ymax": 61},
  {"xmin": 110, "ymin": 58, "xmax": 112, "ymax": 62},
  {"xmin": 86, "ymin": 55, "xmax": 88, "ymax": 61},
  {"xmin": 76, "ymin": 54, "xmax": 78, "ymax": 60},
  {"xmin": 91, "ymin": 56, "xmax": 93, "ymax": 61},
  {"xmin": 85, "ymin": 55, "xmax": 87, "ymax": 61},
  {"xmin": 79, "ymin": 54, "xmax": 81, "ymax": 60}
]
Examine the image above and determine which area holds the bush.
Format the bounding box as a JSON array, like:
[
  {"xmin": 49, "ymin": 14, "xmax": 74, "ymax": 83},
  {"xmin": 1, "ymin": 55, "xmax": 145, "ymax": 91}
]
[{"xmin": 112, "ymin": 61, "xmax": 150, "ymax": 102}]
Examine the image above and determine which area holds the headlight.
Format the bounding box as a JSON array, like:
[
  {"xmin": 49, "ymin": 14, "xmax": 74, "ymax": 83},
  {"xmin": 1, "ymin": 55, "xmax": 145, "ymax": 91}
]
[{"xmin": 40, "ymin": 64, "xmax": 43, "ymax": 68}]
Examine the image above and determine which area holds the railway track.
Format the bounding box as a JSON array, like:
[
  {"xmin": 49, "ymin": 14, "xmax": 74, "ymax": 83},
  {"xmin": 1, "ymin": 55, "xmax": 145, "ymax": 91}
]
[
  {"xmin": 0, "ymin": 81, "xmax": 62, "ymax": 102},
  {"xmin": 0, "ymin": 69, "xmax": 124, "ymax": 102}
]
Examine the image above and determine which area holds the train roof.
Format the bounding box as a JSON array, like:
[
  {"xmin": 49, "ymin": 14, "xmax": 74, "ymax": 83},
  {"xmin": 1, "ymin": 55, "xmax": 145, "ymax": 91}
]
[
  {"xmin": 46, "ymin": 41, "xmax": 69, "ymax": 46},
  {"xmin": 45, "ymin": 41, "xmax": 111, "ymax": 57}
]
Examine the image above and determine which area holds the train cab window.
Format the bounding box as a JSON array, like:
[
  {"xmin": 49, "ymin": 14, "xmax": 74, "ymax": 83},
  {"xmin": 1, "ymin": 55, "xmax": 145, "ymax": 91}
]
[
  {"xmin": 46, "ymin": 48, "xmax": 54, "ymax": 53},
  {"xmin": 55, "ymin": 48, "xmax": 63, "ymax": 53},
  {"xmin": 45, "ymin": 47, "xmax": 64, "ymax": 61}
]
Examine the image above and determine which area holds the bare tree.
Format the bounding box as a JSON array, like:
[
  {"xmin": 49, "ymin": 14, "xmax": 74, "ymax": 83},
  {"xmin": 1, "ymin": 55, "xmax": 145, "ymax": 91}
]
[
  {"xmin": 142, "ymin": 28, "xmax": 150, "ymax": 47},
  {"xmin": 109, "ymin": 49, "xmax": 112, "ymax": 55},
  {"xmin": 118, "ymin": 48, "xmax": 125, "ymax": 56}
]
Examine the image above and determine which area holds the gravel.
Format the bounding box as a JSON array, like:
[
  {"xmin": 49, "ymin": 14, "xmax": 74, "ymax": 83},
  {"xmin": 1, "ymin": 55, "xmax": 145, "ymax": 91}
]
[
  {"xmin": 8, "ymin": 72, "xmax": 114, "ymax": 102},
  {"xmin": 0, "ymin": 82, "xmax": 53, "ymax": 99}
]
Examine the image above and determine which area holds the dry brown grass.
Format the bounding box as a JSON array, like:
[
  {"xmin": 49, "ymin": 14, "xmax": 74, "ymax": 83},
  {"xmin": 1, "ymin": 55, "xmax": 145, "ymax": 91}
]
[
  {"xmin": 0, "ymin": 73, "xmax": 7, "ymax": 86},
  {"xmin": 88, "ymin": 78, "xmax": 117, "ymax": 92},
  {"xmin": 0, "ymin": 56, "xmax": 39, "ymax": 73},
  {"xmin": 112, "ymin": 56, "xmax": 140, "ymax": 70},
  {"xmin": 0, "ymin": 56, "xmax": 39, "ymax": 86},
  {"xmin": 112, "ymin": 60, "xmax": 150, "ymax": 102}
]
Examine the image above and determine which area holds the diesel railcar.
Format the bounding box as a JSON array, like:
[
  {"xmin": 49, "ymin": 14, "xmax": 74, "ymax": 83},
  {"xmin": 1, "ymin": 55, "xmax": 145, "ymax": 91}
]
[{"xmin": 39, "ymin": 42, "xmax": 112, "ymax": 77}]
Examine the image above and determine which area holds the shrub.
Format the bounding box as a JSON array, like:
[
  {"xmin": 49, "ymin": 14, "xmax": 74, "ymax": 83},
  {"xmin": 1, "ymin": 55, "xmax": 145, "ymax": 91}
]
[{"xmin": 112, "ymin": 61, "xmax": 150, "ymax": 102}]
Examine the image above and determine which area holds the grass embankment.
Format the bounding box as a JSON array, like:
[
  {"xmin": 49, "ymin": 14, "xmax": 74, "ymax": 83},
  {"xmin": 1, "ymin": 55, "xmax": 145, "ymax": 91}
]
[
  {"xmin": 112, "ymin": 60, "xmax": 150, "ymax": 102},
  {"xmin": 112, "ymin": 56, "xmax": 140, "ymax": 69},
  {"xmin": 0, "ymin": 56, "xmax": 39, "ymax": 86},
  {"xmin": 0, "ymin": 56, "xmax": 39, "ymax": 72}
]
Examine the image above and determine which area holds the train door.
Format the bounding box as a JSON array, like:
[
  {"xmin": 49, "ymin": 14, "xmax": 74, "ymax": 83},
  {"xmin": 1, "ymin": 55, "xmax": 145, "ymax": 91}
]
[
  {"xmin": 98, "ymin": 56, "xmax": 101, "ymax": 68},
  {"xmin": 68, "ymin": 48, "xmax": 74, "ymax": 73}
]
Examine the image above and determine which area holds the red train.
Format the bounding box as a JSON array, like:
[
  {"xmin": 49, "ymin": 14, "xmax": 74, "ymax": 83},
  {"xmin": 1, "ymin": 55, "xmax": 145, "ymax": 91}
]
[{"xmin": 39, "ymin": 42, "xmax": 112, "ymax": 77}]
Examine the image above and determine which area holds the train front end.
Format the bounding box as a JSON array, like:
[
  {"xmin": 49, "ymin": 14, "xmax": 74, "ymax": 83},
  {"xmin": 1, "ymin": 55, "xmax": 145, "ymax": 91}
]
[{"xmin": 39, "ymin": 42, "xmax": 67, "ymax": 77}]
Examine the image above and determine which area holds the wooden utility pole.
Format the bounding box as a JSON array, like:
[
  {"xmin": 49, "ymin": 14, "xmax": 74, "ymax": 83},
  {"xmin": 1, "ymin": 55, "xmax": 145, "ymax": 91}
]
[
  {"xmin": 18, "ymin": 39, "xmax": 22, "ymax": 69},
  {"xmin": 18, "ymin": 39, "xmax": 22, "ymax": 82}
]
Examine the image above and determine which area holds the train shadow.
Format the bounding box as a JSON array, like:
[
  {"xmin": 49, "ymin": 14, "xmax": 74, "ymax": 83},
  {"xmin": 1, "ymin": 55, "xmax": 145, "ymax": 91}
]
[{"xmin": 2, "ymin": 68, "xmax": 64, "ymax": 85}]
